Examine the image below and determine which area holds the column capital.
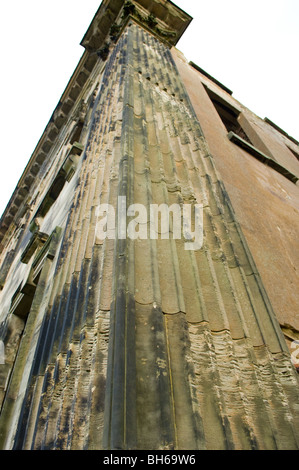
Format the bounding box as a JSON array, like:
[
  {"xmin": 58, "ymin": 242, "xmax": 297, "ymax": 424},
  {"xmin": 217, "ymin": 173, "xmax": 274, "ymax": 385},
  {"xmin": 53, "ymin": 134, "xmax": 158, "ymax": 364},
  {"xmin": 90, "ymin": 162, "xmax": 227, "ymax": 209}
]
[{"xmin": 81, "ymin": 0, "xmax": 192, "ymax": 52}]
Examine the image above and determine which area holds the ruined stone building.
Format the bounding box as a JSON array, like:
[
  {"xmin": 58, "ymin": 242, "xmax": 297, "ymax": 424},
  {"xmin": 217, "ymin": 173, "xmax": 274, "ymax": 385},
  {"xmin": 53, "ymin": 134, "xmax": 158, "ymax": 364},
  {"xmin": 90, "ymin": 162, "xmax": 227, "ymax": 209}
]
[{"xmin": 0, "ymin": 0, "xmax": 298, "ymax": 450}]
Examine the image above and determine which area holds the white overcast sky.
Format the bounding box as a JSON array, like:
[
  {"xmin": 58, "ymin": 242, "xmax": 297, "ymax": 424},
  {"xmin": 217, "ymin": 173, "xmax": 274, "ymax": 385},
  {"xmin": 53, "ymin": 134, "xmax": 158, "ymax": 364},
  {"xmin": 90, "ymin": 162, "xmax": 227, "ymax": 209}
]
[{"xmin": 0, "ymin": 0, "xmax": 298, "ymax": 218}]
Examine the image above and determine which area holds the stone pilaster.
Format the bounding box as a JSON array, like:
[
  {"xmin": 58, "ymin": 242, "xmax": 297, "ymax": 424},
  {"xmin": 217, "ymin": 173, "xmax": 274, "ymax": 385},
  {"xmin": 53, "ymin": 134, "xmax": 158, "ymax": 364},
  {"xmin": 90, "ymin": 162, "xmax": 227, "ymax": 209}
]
[{"xmin": 0, "ymin": 1, "xmax": 298, "ymax": 451}]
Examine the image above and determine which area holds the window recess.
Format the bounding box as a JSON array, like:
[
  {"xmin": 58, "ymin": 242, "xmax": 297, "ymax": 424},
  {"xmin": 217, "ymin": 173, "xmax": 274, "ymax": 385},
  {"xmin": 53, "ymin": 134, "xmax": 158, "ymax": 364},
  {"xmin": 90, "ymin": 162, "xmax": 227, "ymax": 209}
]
[
  {"xmin": 70, "ymin": 121, "xmax": 84, "ymax": 145},
  {"xmin": 8, "ymin": 280, "xmax": 38, "ymax": 320},
  {"xmin": 30, "ymin": 142, "xmax": 83, "ymax": 232},
  {"xmin": 204, "ymin": 85, "xmax": 298, "ymax": 184},
  {"xmin": 21, "ymin": 232, "xmax": 49, "ymax": 264},
  {"xmin": 11, "ymin": 227, "xmax": 61, "ymax": 318},
  {"xmin": 30, "ymin": 231, "xmax": 57, "ymax": 280},
  {"xmin": 0, "ymin": 227, "xmax": 61, "ymax": 410},
  {"xmin": 204, "ymin": 85, "xmax": 252, "ymax": 144}
]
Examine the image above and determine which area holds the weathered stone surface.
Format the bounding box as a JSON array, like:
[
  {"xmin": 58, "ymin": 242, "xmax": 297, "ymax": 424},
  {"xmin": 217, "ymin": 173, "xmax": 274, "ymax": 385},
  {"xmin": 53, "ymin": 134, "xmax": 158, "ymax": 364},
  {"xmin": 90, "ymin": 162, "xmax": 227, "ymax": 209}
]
[
  {"xmin": 173, "ymin": 47, "xmax": 299, "ymax": 338},
  {"xmin": 0, "ymin": 0, "xmax": 298, "ymax": 451}
]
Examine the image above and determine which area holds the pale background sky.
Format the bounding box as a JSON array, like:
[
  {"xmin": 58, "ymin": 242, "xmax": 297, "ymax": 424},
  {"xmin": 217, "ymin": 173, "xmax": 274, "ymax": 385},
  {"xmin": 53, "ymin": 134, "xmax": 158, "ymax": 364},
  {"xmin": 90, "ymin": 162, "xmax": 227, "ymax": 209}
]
[{"xmin": 0, "ymin": 0, "xmax": 298, "ymax": 218}]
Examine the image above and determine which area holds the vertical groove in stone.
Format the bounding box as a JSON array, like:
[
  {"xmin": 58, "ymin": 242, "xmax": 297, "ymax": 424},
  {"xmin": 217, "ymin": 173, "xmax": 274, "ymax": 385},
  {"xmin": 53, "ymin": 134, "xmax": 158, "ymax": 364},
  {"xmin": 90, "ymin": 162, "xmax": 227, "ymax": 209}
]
[
  {"xmin": 132, "ymin": 27, "xmax": 176, "ymax": 448},
  {"xmin": 103, "ymin": 26, "xmax": 137, "ymax": 451},
  {"xmin": 164, "ymin": 313, "xmax": 205, "ymax": 450},
  {"xmin": 135, "ymin": 304, "xmax": 174, "ymax": 450}
]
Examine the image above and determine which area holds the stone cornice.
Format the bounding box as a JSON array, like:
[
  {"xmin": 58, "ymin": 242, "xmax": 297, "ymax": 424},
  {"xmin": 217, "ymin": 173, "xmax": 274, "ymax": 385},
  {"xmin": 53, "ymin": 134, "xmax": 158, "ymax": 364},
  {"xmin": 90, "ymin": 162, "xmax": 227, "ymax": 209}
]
[
  {"xmin": 0, "ymin": 1, "xmax": 192, "ymax": 249},
  {"xmin": 81, "ymin": 0, "xmax": 192, "ymax": 52}
]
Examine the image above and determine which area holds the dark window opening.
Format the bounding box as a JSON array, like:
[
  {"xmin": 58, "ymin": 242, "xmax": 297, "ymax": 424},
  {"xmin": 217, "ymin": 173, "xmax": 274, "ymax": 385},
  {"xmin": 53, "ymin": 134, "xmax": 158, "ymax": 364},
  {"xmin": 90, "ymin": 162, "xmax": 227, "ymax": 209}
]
[
  {"xmin": 36, "ymin": 173, "xmax": 66, "ymax": 219},
  {"xmin": 0, "ymin": 269, "xmax": 41, "ymax": 409},
  {"xmin": 0, "ymin": 227, "xmax": 61, "ymax": 411},
  {"xmin": 21, "ymin": 231, "xmax": 49, "ymax": 265},
  {"xmin": 9, "ymin": 271, "xmax": 40, "ymax": 320},
  {"xmin": 204, "ymin": 85, "xmax": 252, "ymax": 144},
  {"xmin": 213, "ymin": 101, "xmax": 252, "ymax": 143},
  {"xmin": 203, "ymin": 85, "xmax": 298, "ymax": 184},
  {"xmin": 70, "ymin": 121, "xmax": 84, "ymax": 145},
  {"xmin": 30, "ymin": 142, "xmax": 83, "ymax": 232}
]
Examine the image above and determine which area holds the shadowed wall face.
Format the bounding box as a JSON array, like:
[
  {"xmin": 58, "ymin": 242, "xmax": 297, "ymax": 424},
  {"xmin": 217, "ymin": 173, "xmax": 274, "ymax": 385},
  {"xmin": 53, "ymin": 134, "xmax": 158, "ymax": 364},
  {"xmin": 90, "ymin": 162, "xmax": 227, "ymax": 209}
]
[{"xmin": 0, "ymin": 3, "xmax": 298, "ymax": 451}]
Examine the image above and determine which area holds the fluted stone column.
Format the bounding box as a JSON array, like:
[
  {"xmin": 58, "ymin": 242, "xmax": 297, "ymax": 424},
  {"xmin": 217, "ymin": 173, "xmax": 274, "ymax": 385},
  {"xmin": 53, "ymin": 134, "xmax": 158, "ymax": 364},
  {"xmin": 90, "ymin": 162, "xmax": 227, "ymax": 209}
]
[{"xmin": 0, "ymin": 0, "xmax": 298, "ymax": 451}]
